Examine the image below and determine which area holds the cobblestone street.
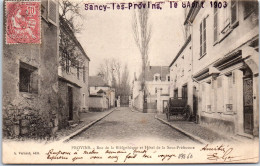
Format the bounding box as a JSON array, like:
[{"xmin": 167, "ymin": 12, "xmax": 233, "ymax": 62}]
[{"xmin": 71, "ymin": 108, "xmax": 196, "ymax": 143}]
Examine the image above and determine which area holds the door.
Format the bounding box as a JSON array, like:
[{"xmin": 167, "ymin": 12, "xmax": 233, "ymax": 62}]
[
  {"xmin": 163, "ymin": 100, "xmax": 168, "ymax": 113},
  {"xmin": 243, "ymin": 68, "xmax": 253, "ymax": 135},
  {"xmin": 68, "ymin": 86, "xmax": 73, "ymax": 121}
]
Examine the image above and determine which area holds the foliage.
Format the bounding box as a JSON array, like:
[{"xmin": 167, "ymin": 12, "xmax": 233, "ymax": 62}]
[{"xmin": 97, "ymin": 58, "xmax": 130, "ymax": 97}]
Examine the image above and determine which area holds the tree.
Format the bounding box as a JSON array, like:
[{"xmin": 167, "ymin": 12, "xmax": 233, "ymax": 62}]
[
  {"xmin": 96, "ymin": 59, "xmax": 130, "ymax": 98},
  {"xmin": 132, "ymin": 2, "xmax": 152, "ymax": 111},
  {"xmin": 59, "ymin": 0, "xmax": 85, "ymax": 74},
  {"xmin": 132, "ymin": 2, "xmax": 152, "ymax": 90},
  {"xmin": 59, "ymin": 0, "xmax": 83, "ymax": 33}
]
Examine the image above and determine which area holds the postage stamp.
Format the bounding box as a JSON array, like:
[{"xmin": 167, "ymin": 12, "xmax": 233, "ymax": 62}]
[{"xmin": 5, "ymin": 1, "xmax": 41, "ymax": 44}]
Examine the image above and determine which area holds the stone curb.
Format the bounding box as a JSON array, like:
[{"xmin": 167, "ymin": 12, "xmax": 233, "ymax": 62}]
[
  {"xmin": 155, "ymin": 114, "xmax": 209, "ymax": 145},
  {"xmin": 59, "ymin": 109, "xmax": 115, "ymax": 143}
]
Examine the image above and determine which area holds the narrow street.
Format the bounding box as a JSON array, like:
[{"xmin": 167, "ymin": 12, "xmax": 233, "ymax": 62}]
[{"xmin": 71, "ymin": 108, "xmax": 196, "ymax": 143}]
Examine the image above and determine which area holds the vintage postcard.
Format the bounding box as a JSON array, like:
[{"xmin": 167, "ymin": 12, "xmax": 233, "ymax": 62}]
[{"xmin": 2, "ymin": 0, "xmax": 259, "ymax": 164}]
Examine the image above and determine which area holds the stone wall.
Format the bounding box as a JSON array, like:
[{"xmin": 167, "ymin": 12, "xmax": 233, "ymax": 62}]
[
  {"xmin": 89, "ymin": 96, "xmax": 108, "ymax": 111},
  {"xmin": 2, "ymin": 15, "xmax": 59, "ymax": 139}
]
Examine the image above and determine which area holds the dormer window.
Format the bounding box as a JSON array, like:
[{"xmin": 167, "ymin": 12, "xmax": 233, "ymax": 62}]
[{"xmin": 154, "ymin": 74, "xmax": 160, "ymax": 81}]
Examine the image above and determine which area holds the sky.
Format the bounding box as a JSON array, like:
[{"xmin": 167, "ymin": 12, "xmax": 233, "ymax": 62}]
[{"xmin": 76, "ymin": 2, "xmax": 186, "ymax": 81}]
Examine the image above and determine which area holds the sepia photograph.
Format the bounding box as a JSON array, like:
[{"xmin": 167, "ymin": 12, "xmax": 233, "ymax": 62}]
[{"xmin": 1, "ymin": 0, "xmax": 259, "ymax": 164}]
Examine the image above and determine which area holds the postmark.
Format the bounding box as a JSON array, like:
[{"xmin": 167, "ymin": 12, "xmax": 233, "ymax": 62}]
[{"xmin": 6, "ymin": 1, "xmax": 41, "ymax": 44}]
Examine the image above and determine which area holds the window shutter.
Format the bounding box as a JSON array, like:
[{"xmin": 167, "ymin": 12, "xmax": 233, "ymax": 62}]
[
  {"xmin": 231, "ymin": 0, "xmax": 238, "ymax": 26},
  {"xmin": 48, "ymin": 0, "xmax": 58, "ymax": 26},
  {"xmin": 200, "ymin": 23, "xmax": 202, "ymax": 57},
  {"xmin": 213, "ymin": 8, "xmax": 218, "ymax": 43},
  {"xmin": 203, "ymin": 18, "xmax": 207, "ymax": 54},
  {"xmin": 83, "ymin": 66, "xmax": 86, "ymax": 82}
]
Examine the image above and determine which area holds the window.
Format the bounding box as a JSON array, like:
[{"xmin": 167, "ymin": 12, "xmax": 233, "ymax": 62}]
[
  {"xmin": 77, "ymin": 63, "xmax": 80, "ymax": 80},
  {"xmin": 83, "ymin": 66, "xmax": 86, "ymax": 82},
  {"xmin": 174, "ymin": 89, "xmax": 178, "ymax": 98},
  {"xmin": 48, "ymin": 0, "xmax": 58, "ymax": 26},
  {"xmin": 65, "ymin": 53, "xmax": 70, "ymax": 73},
  {"xmin": 154, "ymin": 74, "xmax": 160, "ymax": 81},
  {"xmin": 230, "ymin": 0, "xmax": 238, "ymax": 27},
  {"xmin": 168, "ymin": 76, "xmax": 170, "ymax": 82},
  {"xmin": 213, "ymin": 7, "xmax": 218, "ymax": 43},
  {"xmin": 243, "ymin": 1, "xmax": 258, "ymax": 19},
  {"xmin": 19, "ymin": 62, "xmax": 38, "ymax": 93},
  {"xmin": 155, "ymin": 88, "xmax": 157, "ymax": 94},
  {"xmin": 200, "ymin": 17, "xmax": 207, "ymax": 57}
]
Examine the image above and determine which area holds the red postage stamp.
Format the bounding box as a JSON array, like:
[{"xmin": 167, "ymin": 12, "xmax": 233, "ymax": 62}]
[{"xmin": 6, "ymin": 1, "xmax": 41, "ymax": 44}]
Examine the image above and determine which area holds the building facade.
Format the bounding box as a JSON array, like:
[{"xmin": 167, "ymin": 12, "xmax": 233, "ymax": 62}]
[
  {"xmin": 89, "ymin": 76, "xmax": 115, "ymax": 111},
  {"xmin": 169, "ymin": 35, "xmax": 197, "ymax": 119},
  {"xmin": 58, "ymin": 17, "xmax": 90, "ymax": 128},
  {"xmin": 132, "ymin": 66, "xmax": 171, "ymax": 113},
  {"xmin": 184, "ymin": 0, "xmax": 259, "ymax": 137},
  {"xmin": 2, "ymin": 0, "xmax": 59, "ymax": 138}
]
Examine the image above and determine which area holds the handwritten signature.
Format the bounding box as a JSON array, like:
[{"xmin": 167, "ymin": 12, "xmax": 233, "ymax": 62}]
[{"xmin": 201, "ymin": 144, "xmax": 256, "ymax": 162}]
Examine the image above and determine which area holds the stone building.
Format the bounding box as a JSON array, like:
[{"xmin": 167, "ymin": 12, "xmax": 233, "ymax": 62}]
[
  {"xmin": 58, "ymin": 17, "xmax": 90, "ymax": 128},
  {"xmin": 185, "ymin": 0, "xmax": 259, "ymax": 138},
  {"xmin": 2, "ymin": 0, "xmax": 59, "ymax": 138},
  {"xmin": 132, "ymin": 66, "xmax": 170, "ymax": 113}
]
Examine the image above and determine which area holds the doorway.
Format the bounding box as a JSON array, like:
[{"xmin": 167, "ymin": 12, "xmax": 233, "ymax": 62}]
[
  {"xmin": 193, "ymin": 86, "xmax": 198, "ymax": 122},
  {"xmin": 163, "ymin": 100, "xmax": 168, "ymax": 113},
  {"xmin": 243, "ymin": 67, "xmax": 253, "ymax": 135},
  {"xmin": 68, "ymin": 86, "xmax": 73, "ymax": 121}
]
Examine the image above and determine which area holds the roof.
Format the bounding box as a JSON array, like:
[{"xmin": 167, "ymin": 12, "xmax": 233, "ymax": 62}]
[
  {"xmin": 60, "ymin": 16, "xmax": 90, "ymax": 61},
  {"xmin": 97, "ymin": 89, "xmax": 106, "ymax": 94},
  {"xmin": 89, "ymin": 76, "xmax": 110, "ymax": 87},
  {"xmin": 138, "ymin": 66, "xmax": 170, "ymax": 81},
  {"xmin": 169, "ymin": 35, "xmax": 191, "ymax": 67},
  {"xmin": 184, "ymin": 4, "xmax": 201, "ymax": 25}
]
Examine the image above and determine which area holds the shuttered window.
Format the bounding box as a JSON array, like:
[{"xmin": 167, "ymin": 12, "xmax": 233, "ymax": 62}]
[
  {"xmin": 200, "ymin": 23, "xmax": 202, "ymax": 57},
  {"xmin": 213, "ymin": 7, "xmax": 218, "ymax": 43},
  {"xmin": 48, "ymin": 0, "xmax": 58, "ymax": 26},
  {"xmin": 230, "ymin": 0, "xmax": 238, "ymax": 27},
  {"xmin": 203, "ymin": 18, "xmax": 206, "ymax": 55},
  {"xmin": 244, "ymin": 1, "xmax": 258, "ymax": 19},
  {"xmin": 200, "ymin": 18, "xmax": 207, "ymax": 57},
  {"xmin": 83, "ymin": 66, "xmax": 86, "ymax": 82}
]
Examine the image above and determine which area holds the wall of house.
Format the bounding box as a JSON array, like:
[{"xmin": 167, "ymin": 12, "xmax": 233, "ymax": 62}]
[
  {"xmin": 2, "ymin": 1, "xmax": 59, "ymax": 138},
  {"xmin": 58, "ymin": 81, "xmax": 81, "ymax": 128},
  {"xmin": 169, "ymin": 41, "xmax": 193, "ymax": 113},
  {"xmin": 89, "ymin": 96, "xmax": 109, "ymax": 111},
  {"xmin": 58, "ymin": 51, "xmax": 89, "ymax": 112},
  {"xmin": 192, "ymin": 2, "xmax": 259, "ymax": 136}
]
